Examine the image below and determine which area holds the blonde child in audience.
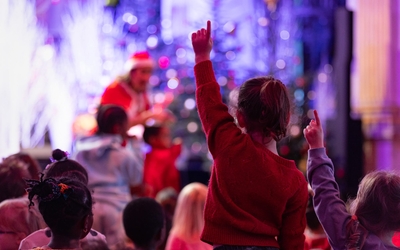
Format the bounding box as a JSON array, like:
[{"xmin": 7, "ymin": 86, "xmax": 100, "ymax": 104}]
[{"xmin": 166, "ymin": 182, "xmax": 211, "ymax": 250}]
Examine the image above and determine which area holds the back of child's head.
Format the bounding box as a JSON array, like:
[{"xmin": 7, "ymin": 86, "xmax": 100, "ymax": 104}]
[
  {"xmin": 143, "ymin": 125, "xmax": 172, "ymax": 149},
  {"xmin": 350, "ymin": 171, "xmax": 400, "ymax": 236},
  {"xmin": 237, "ymin": 76, "xmax": 290, "ymax": 141},
  {"xmin": 6, "ymin": 152, "xmax": 41, "ymax": 180},
  {"xmin": 0, "ymin": 156, "xmax": 32, "ymax": 203},
  {"xmin": 123, "ymin": 197, "xmax": 165, "ymax": 249},
  {"xmin": 96, "ymin": 104, "xmax": 128, "ymax": 134},
  {"xmin": 155, "ymin": 187, "xmax": 178, "ymax": 218},
  {"xmin": 143, "ymin": 126, "xmax": 163, "ymax": 145},
  {"xmin": 44, "ymin": 149, "xmax": 89, "ymax": 185},
  {"xmin": 171, "ymin": 182, "xmax": 207, "ymax": 240},
  {"xmin": 26, "ymin": 176, "xmax": 93, "ymax": 238}
]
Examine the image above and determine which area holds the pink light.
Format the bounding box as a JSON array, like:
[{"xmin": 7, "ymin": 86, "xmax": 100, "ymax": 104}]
[{"xmin": 158, "ymin": 56, "xmax": 170, "ymax": 69}]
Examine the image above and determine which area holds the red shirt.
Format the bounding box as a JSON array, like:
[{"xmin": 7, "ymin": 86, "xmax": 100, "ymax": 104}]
[
  {"xmin": 194, "ymin": 61, "xmax": 308, "ymax": 249},
  {"xmin": 143, "ymin": 144, "xmax": 181, "ymax": 198}
]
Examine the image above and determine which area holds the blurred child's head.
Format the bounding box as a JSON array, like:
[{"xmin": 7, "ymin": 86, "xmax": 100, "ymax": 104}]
[
  {"xmin": 171, "ymin": 182, "xmax": 207, "ymax": 240},
  {"xmin": 349, "ymin": 171, "xmax": 400, "ymax": 237},
  {"xmin": 0, "ymin": 197, "xmax": 46, "ymax": 250},
  {"xmin": 123, "ymin": 197, "xmax": 165, "ymax": 250},
  {"xmin": 26, "ymin": 177, "xmax": 93, "ymax": 240},
  {"xmin": 5, "ymin": 152, "xmax": 41, "ymax": 180},
  {"xmin": 156, "ymin": 187, "xmax": 178, "ymax": 219},
  {"xmin": 96, "ymin": 105, "xmax": 128, "ymax": 137},
  {"xmin": 143, "ymin": 125, "xmax": 172, "ymax": 149},
  {"xmin": 44, "ymin": 149, "xmax": 89, "ymax": 185},
  {"xmin": 0, "ymin": 156, "xmax": 32, "ymax": 203},
  {"xmin": 237, "ymin": 76, "xmax": 290, "ymax": 141}
]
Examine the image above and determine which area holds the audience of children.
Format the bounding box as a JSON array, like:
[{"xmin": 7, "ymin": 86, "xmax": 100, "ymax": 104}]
[
  {"xmin": 19, "ymin": 149, "xmax": 107, "ymax": 249},
  {"xmin": 191, "ymin": 20, "xmax": 309, "ymax": 249},
  {"xmin": 122, "ymin": 197, "xmax": 166, "ymax": 250},
  {"xmin": 72, "ymin": 104, "xmax": 144, "ymax": 247},
  {"xmin": 305, "ymin": 110, "xmax": 400, "ymax": 249},
  {"xmin": 5, "ymin": 21, "xmax": 399, "ymax": 250},
  {"xmin": 143, "ymin": 124, "xmax": 181, "ymax": 198},
  {"xmin": 166, "ymin": 182, "xmax": 212, "ymax": 250}
]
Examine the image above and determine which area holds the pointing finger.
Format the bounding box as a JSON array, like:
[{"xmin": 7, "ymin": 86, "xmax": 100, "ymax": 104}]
[
  {"xmin": 206, "ymin": 20, "xmax": 211, "ymax": 40},
  {"xmin": 313, "ymin": 110, "xmax": 321, "ymax": 126}
]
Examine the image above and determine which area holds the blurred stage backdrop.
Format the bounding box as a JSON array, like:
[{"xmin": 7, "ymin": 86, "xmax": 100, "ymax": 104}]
[{"xmin": 1, "ymin": 0, "xmax": 399, "ymax": 197}]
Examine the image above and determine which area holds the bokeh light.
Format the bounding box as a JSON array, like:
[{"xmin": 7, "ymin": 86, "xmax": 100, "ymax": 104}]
[
  {"xmin": 167, "ymin": 78, "xmax": 179, "ymax": 89},
  {"xmin": 184, "ymin": 98, "xmax": 196, "ymax": 110},
  {"xmin": 146, "ymin": 35, "xmax": 158, "ymax": 48},
  {"xmin": 158, "ymin": 56, "xmax": 170, "ymax": 69},
  {"xmin": 187, "ymin": 122, "xmax": 198, "ymax": 133}
]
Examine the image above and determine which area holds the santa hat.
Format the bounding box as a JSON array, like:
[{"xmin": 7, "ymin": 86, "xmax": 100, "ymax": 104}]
[{"xmin": 124, "ymin": 51, "xmax": 155, "ymax": 72}]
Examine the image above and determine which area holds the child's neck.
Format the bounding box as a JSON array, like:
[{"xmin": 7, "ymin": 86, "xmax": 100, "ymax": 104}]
[
  {"xmin": 48, "ymin": 235, "xmax": 80, "ymax": 249},
  {"xmin": 250, "ymin": 132, "xmax": 278, "ymax": 155}
]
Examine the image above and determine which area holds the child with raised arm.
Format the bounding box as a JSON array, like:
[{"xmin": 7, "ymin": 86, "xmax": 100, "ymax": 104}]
[
  {"xmin": 304, "ymin": 110, "xmax": 400, "ymax": 249},
  {"xmin": 191, "ymin": 21, "xmax": 308, "ymax": 250}
]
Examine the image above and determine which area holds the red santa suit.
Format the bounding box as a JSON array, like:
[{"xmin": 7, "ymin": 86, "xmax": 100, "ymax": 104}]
[
  {"xmin": 100, "ymin": 80, "xmax": 151, "ymax": 122},
  {"xmin": 100, "ymin": 51, "xmax": 154, "ymax": 123}
]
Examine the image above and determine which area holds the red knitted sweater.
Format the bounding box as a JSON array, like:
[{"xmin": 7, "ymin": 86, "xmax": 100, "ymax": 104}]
[{"xmin": 194, "ymin": 61, "xmax": 308, "ymax": 249}]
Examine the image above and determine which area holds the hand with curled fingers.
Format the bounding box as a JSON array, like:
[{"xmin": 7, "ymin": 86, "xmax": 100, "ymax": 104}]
[
  {"xmin": 303, "ymin": 110, "xmax": 324, "ymax": 149},
  {"xmin": 191, "ymin": 20, "xmax": 213, "ymax": 64}
]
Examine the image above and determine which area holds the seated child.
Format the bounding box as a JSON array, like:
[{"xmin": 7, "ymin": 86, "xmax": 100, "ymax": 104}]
[
  {"xmin": 305, "ymin": 110, "xmax": 400, "ymax": 249},
  {"xmin": 143, "ymin": 124, "xmax": 181, "ymax": 198},
  {"xmin": 166, "ymin": 182, "xmax": 212, "ymax": 250},
  {"xmin": 26, "ymin": 176, "xmax": 94, "ymax": 249},
  {"xmin": 0, "ymin": 155, "xmax": 33, "ymax": 203},
  {"xmin": 19, "ymin": 149, "xmax": 106, "ymax": 249},
  {"xmin": 123, "ymin": 197, "xmax": 165, "ymax": 250}
]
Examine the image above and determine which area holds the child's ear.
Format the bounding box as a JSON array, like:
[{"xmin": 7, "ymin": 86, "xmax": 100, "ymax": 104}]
[
  {"xmin": 236, "ymin": 110, "xmax": 246, "ymax": 128},
  {"xmin": 80, "ymin": 214, "xmax": 93, "ymax": 239}
]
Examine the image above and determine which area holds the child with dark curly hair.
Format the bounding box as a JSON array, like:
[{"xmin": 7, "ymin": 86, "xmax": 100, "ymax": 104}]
[{"xmin": 26, "ymin": 175, "xmax": 93, "ymax": 250}]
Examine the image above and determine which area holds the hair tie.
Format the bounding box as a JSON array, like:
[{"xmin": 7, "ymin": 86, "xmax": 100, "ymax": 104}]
[
  {"xmin": 26, "ymin": 175, "xmax": 73, "ymax": 207},
  {"xmin": 50, "ymin": 151, "xmax": 70, "ymax": 163},
  {"xmin": 58, "ymin": 183, "xmax": 71, "ymax": 200}
]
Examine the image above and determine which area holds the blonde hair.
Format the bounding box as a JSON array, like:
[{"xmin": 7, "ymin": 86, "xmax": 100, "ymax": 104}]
[
  {"xmin": 170, "ymin": 182, "xmax": 207, "ymax": 241},
  {"xmin": 349, "ymin": 171, "xmax": 400, "ymax": 236}
]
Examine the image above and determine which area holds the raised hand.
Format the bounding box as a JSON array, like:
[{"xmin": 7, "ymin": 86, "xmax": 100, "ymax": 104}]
[
  {"xmin": 303, "ymin": 110, "xmax": 324, "ymax": 149},
  {"xmin": 191, "ymin": 20, "xmax": 213, "ymax": 63}
]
